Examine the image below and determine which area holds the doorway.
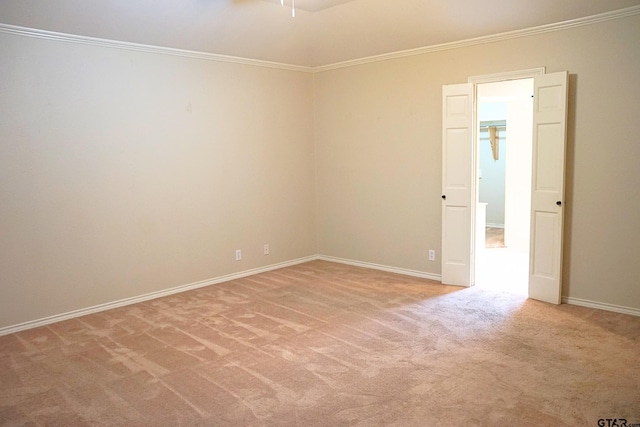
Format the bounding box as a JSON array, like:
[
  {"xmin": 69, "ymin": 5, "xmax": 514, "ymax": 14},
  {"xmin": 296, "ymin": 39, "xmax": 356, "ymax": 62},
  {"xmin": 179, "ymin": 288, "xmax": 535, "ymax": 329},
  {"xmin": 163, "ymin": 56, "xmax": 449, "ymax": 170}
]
[
  {"xmin": 474, "ymin": 78, "xmax": 533, "ymax": 295},
  {"xmin": 442, "ymin": 69, "xmax": 568, "ymax": 303}
]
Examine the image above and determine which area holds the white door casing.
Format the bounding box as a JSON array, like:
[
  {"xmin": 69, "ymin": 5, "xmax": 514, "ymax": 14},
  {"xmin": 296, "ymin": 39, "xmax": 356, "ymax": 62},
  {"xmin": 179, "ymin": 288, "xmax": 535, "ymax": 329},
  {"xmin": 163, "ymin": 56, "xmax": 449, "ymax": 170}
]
[
  {"xmin": 441, "ymin": 70, "xmax": 568, "ymax": 302},
  {"xmin": 528, "ymin": 71, "xmax": 569, "ymax": 304},
  {"xmin": 441, "ymin": 83, "xmax": 474, "ymax": 286}
]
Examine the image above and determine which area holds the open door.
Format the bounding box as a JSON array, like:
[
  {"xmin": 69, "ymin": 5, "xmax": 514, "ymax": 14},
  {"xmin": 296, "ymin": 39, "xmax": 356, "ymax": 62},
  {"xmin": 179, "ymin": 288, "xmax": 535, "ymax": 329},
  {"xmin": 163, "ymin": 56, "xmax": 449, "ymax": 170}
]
[
  {"xmin": 528, "ymin": 71, "xmax": 569, "ymax": 304},
  {"xmin": 441, "ymin": 71, "xmax": 567, "ymax": 298},
  {"xmin": 441, "ymin": 83, "xmax": 474, "ymax": 286}
]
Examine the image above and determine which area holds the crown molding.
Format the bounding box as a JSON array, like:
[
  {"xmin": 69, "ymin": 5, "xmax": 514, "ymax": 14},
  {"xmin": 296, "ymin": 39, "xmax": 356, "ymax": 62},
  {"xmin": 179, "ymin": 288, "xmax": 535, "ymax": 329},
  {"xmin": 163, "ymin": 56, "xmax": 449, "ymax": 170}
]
[
  {"xmin": 313, "ymin": 5, "xmax": 640, "ymax": 73},
  {"xmin": 1, "ymin": 5, "xmax": 638, "ymax": 74},
  {"xmin": 0, "ymin": 23, "xmax": 314, "ymax": 73}
]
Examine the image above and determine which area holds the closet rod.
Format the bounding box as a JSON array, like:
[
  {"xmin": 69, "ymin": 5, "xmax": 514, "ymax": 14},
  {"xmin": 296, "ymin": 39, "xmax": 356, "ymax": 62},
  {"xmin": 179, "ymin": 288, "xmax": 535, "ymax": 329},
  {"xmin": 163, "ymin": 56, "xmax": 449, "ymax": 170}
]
[{"xmin": 479, "ymin": 125, "xmax": 506, "ymax": 129}]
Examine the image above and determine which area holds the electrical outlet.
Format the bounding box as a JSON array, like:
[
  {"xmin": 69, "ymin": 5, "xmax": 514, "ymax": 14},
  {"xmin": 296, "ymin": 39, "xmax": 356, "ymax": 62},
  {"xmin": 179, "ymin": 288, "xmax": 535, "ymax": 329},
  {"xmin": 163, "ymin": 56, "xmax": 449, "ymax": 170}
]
[
  {"xmin": 429, "ymin": 249, "xmax": 436, "ymax": 261},
  {"xmin": 235, "ymin": 249, "xmax": 242, "ymax": 261},
  {"xmin": 263, "ymin": 244, "xmax": 270, "ymax": 255}
]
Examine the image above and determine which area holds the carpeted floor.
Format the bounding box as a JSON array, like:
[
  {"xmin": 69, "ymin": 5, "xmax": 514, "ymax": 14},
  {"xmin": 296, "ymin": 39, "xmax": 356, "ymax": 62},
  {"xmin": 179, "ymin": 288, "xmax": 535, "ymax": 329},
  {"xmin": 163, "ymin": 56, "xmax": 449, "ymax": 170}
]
[
  {"xmin": 485, "ymin": 226, "xmax": 505, "ymax": 248},
  {"xmin": 1, "ymin": 261, "xmax": 639, "ymax": 426}
]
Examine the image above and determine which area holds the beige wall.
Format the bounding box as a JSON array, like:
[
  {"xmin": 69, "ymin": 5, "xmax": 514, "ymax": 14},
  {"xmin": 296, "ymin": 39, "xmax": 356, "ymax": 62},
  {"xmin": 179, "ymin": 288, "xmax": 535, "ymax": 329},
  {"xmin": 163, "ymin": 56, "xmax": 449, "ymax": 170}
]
[
  {"xmin": 0, "ymin": 33, "xmax": 316, "ymax": 329},
  {"xmin": 315, "ymin": 14, "xmax": 640, "ymax": 309},
  {"xmin": 1, "ymin": 13, "xmax": 639, "ymax": 330}
]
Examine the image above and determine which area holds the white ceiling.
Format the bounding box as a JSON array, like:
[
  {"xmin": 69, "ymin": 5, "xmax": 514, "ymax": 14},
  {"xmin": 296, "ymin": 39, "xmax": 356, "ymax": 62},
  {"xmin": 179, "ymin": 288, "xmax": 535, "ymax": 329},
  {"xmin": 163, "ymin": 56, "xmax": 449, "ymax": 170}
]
[{"xmin": 1, "ymin": 0, "xmax": 639, "ymax": 67}]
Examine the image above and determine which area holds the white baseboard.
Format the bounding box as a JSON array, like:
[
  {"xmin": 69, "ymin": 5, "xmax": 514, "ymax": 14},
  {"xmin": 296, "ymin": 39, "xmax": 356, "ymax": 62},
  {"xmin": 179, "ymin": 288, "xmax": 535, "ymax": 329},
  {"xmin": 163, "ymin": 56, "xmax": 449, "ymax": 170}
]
[
  {"xmin": 0, "ymin": 255, "xmax": 318, "ymax": 337},
  {"xmin": 317, "ymin": 255, "xmax": 442, "ymax": 282},
  {"xmin": 562, "ymin": 296, "xmax": 640, "ymax": 317},
  {"xmin": 3, "ymin": 255, "xmax": 638, "ymax": 336},
  {"xmin": 317, "ymin": 257, "xmax": 640, "ymax": 318}
]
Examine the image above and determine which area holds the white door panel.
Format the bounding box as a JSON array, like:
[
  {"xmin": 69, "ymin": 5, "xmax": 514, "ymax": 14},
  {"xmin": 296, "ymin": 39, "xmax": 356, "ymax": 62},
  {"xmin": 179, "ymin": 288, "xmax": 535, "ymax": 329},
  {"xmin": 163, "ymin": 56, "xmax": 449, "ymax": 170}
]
[
  {"xmin": 442, "ymin": 83, "xmax": 474, "ymax": 286},
  {"xmin": 529, "ymin": 71, "xmax": 568, "ymax": 304}
]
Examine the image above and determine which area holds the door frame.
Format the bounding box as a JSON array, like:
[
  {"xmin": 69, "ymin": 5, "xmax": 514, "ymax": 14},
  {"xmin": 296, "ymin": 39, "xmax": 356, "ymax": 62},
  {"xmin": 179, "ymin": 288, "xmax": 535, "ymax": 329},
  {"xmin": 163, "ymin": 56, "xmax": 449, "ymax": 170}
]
[
  {"xmin": 469, "ymin": 68, "xmax": 545, "ymax": 291},
  {"xmin": 459, "ymin": 68, "xmax": 546, "ymax": 288},
  {"xmin": 443, "ymin": 67, "xmax": 568, "ymax": 304},
  {"xmin": 467, "ymin": 67, "xmax": 546, "ymax": 294},
  {"xmin": 468, "ymin": 68, "xmax": 546, "ymax": 85}
]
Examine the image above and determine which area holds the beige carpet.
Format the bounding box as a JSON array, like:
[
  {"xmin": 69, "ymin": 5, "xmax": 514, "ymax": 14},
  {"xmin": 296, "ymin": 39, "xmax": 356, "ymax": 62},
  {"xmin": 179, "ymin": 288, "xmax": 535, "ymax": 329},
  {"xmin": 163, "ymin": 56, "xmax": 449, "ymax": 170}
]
[
  {"xmin": 485, "ymin": 226, "xmax": 505, "ymax": 248},
  {"xmin": 1, "ymin": 261, "xmax": 639, "ymax": 426}
]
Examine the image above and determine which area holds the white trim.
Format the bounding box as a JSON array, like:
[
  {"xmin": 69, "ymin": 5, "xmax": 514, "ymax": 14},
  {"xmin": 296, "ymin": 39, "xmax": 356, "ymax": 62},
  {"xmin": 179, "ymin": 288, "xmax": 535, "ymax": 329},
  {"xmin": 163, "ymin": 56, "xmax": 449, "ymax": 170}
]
[
  {"xmin": 1, "ymin": 6, "xmax": 638, "ymax": 74},
  {"xmin": 469, "ymin": 67, "xmax": 545, "ymax": 84},
  {"xmin": 0, "ymin": 256, "xmax": 318, "ymax": 337},
  {"xmin": 0, "ymin": 24, "xmax": 313, "ymax": 73},
  {"xmin": 314, "ymin": 6, "xmax": 640, "ymax": 72},
  {"xmin": 2, "ymin": 254, "xmax": 638, "ymax": 335},
  {"xmin": 317, "ymin": 255, "xmax": 442, "ymax": 282},
  {"xmin": 562, "ymin": 296, "xmax": 640, "ymax": 317}
]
